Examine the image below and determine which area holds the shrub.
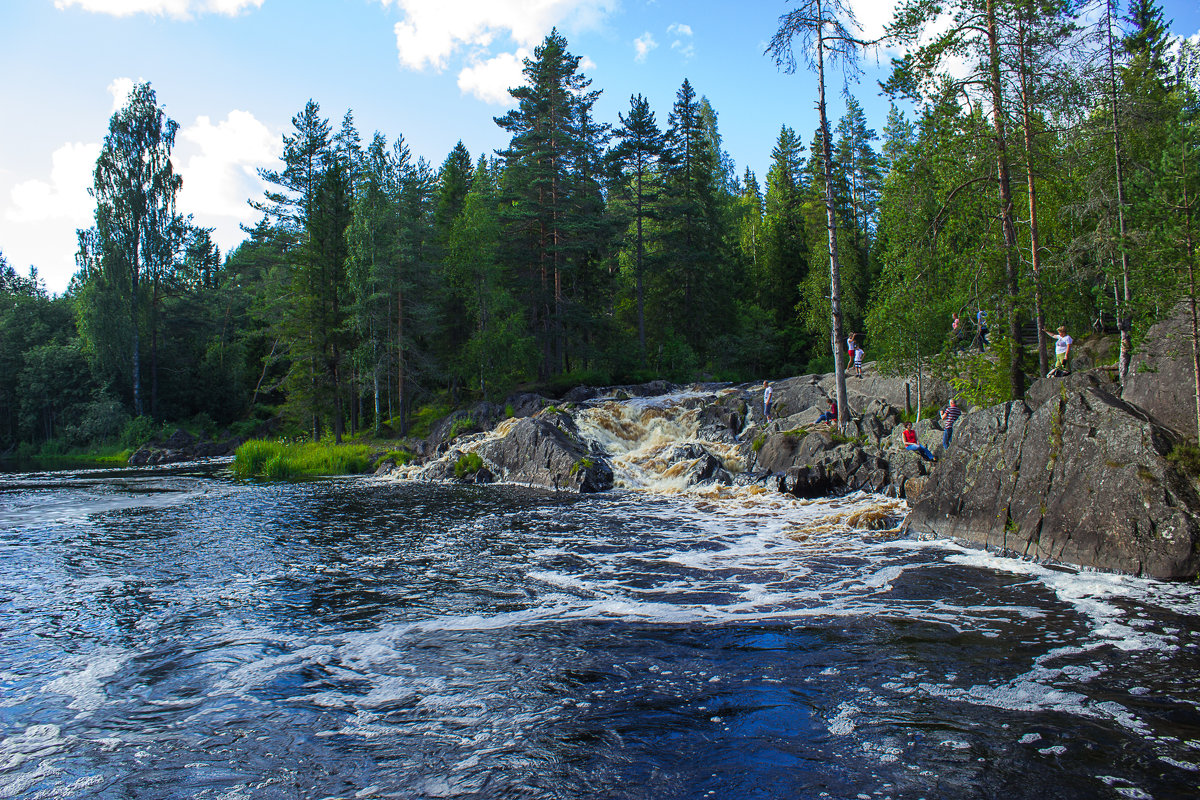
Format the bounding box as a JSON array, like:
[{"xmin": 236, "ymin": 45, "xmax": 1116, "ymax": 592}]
[
  {"xmin": 453, "ymin": 451, "xmax": 484, "ymax": 479},
  {"xmin": 62, "ymin": 398, "xmax": 129, "ymax": 447},
  {"xmin": 448, "ymin": 416, "xmax": 477, "ymax": 440},
  {"xmin": 121, "ymin": 416, "xmax": 160, "ymax": 449},
  {"xmin": 1167, "ymin": 442, "xmax": 1200, "ymax": 478}
]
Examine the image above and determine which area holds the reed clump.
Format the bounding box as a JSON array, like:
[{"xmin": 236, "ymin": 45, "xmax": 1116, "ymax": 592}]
[{"xmin": 233, "ymin": 440, "xmax": 374, "ymax": 480}]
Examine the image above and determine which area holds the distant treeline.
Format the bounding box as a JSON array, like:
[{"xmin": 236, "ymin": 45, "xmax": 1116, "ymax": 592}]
[{"xmin": 2, "ymin": 1, "xmax": 1198, "ymax": 451}]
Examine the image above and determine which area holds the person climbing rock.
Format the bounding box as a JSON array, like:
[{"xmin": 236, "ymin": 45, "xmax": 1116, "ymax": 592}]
[
  {"xmin": 940, "ymin": 398, "xmax": 962, "ymax": 450},
  {"xmin": 816, "ymin": 398, "xmax": 837, "ymax": 425}
]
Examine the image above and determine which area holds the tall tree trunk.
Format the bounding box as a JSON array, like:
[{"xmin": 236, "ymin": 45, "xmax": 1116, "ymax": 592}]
[
  {"xmin": 1018, "ymin": 17, "xmax": 1050, "ymax": 377},
  {"xmin": 636, "ymin": 169, "xmax": 647, "ymax": 365},
  {"xmin": 1106, "ymin": 0, "xmax": 1134, "ymax": 385},
  {"xmin": 987, "ymin": 0, "xmax": 1026, "ymax": 400},
  {"xmin": 816, "ymin": 7, "xmax": 849, "ymax": 429},
  {"xmin": 150, "ymin": 272, "xmax": 160, "ymax": 418},
  {"xmin": 397, "ymin": 284, "xmax": 406, "ymax": 436},
  {"xmin": 131, "ymin": 231, "xmax": 142, "ymax": 417}
]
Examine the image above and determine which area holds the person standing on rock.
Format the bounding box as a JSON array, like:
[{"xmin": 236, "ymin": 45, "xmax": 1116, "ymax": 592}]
[
  {"xmin": 902, "ymin": 422, "xmax": 936, "ymax": 462},
  {"xmin": 762, "ymin": 380, "xmax": 773, "ymax": 423},
  {"xmin": 1045, "ymin": 325, "xmax": 1073, "ymax": 376},
  {"xmin": 976, "ymin": 309, "xmax": 989, "ymax": 349},
  {"xmin": 853, "ymin": 338, "xmax": 864, "ymax": 377},
  {"xmin": 940, "ymin": 398, "xmax": 962, "ymax": 450}
]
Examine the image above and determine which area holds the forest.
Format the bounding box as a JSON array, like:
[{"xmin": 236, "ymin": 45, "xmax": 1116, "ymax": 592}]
[{"xmin": 1, "ymin": 0, "xmax": 1198, "ymax": 455}]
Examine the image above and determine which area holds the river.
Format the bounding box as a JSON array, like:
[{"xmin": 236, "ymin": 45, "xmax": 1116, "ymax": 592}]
[{"xmin": 1, "ymin": 456, "xmax": 1198, "ymax": 799}]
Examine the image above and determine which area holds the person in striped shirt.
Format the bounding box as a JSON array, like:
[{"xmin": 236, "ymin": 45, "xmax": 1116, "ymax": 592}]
[{"xmin": 940, "ymin": 398, "xmax": 962, "ymax": 449}]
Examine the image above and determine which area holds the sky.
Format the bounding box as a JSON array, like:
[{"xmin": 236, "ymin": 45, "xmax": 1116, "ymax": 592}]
[{"xmin": 2, "ymin": 0, "xmax": 1199, "ymax": 296}]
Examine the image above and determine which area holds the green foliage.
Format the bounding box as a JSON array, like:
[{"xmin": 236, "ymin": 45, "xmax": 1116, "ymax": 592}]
[
  {"xmin": 121, "ymin": 416, "xmax": 160, "ymax": 449},
  {"xmin": 408, "ymin": 402, "xmax": 452, "ymax": 439},
  {"xmin": 569, "ymin": 456, "xmax": 595, "ymax": 476},
  {"xmin": 453, "ymin": 451, "xmax": 484, "ymax": 479},
  {"xmin": 752, "ymin": 433, "xmax": 766, "ymax": 452},
  {"xmin": 448, "ymin": 416, "xmax": 477, "ymax": 439},
  {"xmin": 1167, "ymin": 442, "xmax": 1200, "ymax": 478},
  {"xmin": 233, "ymin": 439, "xmax": 374, "ymax": 480},
  {"xmin": 375, "ymin": 449, "xmax": 416, "ymax": 469},
  {"xmin": 941, "ymin": 337, "xmax": 1015, "ymax": 408}
]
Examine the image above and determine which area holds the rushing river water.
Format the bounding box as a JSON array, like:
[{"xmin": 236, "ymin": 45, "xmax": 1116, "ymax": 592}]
[{"xmin": 2, "ymin": 459, "xmax": 1199, "ymax": 800}]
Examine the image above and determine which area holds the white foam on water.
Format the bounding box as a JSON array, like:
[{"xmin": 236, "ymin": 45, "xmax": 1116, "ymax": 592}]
[{"xmin": 40, "ymin": 655, "xmax": 126, "ymax": 713}]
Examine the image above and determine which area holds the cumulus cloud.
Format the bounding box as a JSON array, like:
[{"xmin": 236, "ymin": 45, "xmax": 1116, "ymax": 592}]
[
  {"xmin": 457, "ymin": 50, "xmax": 529, "ymax": 106},
  {"xmin": 667, "ymin": 23, "xmax": 691, "ymax": 37},
  {"xmin": 379, "ymin": 0, "xmax": 616, "ymax": 103},
  {"xmin": 54, "ymin": 0, "xmax": 264, "ymax": 18},
  {"xmin": 1, "ymin": 141, "xmax": 100, "ymax": 292},
  {"xmin": 7, "ymin": 142, "xmax": 99, "ymax": 225},
  {"xmin": 176, "ymin": 110, "xmax": 278, "ymax": 220},
  {"xmin": 634, "ymin": 32, "xmax": 657, "ymax": 62}
]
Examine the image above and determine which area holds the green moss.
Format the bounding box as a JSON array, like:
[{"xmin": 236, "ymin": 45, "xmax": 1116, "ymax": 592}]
[
  {"xmin": 570, "ymin": 457, "xmax": 595, "ymax": 476},
  {"xmin": 454, "ymin": 451, "xmax": 484, "ymax": 479},
  {"xmin": 408, "ymin": 402, "xmax": 453, "ymax": 439},
  {"xmin": 752, "ymin": 434, "xmax": 766, "ymax": 452}
]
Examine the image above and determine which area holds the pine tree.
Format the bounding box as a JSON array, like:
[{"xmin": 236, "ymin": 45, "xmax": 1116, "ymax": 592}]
[{"xmin": 610, "ymin": 93, "xmax": 665, "ymax": 363}]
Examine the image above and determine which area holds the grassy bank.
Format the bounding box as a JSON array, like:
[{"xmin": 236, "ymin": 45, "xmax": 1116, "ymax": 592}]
[{"xmin": 232, "ymin": 439, "xmax": 382, "ymax": 480}]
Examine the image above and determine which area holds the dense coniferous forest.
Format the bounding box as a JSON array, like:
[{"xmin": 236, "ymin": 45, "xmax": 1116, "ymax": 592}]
[{"xmin": 3, "ymin": 1, "xmax": 1199, "ymax": 454}]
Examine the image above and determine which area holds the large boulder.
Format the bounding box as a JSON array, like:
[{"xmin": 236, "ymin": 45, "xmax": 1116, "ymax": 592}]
[
  {"xmin": 1122, "ymin": 302, "xmax": 1199, "ymax": 439},
  {"xmin": 904, "ymin": 386, "xmax": 1200, "ymax": 579},
  {"xmin": 478, "ymin": 414, "xmax": 613, "ymax": 493}
]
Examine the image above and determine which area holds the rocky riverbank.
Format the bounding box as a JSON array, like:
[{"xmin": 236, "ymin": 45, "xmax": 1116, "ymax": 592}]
[{"xmin": 397, "ymin": 306, "xmax": 1200, "ymax": 579}]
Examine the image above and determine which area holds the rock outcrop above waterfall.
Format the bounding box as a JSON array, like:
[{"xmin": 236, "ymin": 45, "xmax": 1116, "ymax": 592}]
[
  {"xmin": 904, "ymin": 374, "xmax": 1200, "ymax": 580},
  {"xmin": 476, "ymin": 411, "xmax": 614, "ymax": 493}
]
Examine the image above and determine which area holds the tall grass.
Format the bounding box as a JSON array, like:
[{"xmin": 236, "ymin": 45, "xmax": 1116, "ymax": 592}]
[{"xmin": 233, "ymin": 440, "xmax": 375, "ymax": 480}]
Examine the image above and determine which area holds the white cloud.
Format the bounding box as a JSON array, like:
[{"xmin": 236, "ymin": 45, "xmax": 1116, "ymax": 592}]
[
  {"xmin": 108, "ymin": 77, "xmax": 135, "ymax": 112},
  {"xmin": 7, "ymin": 142, "xmax": 99, "ymax": 225},
  {"xmin": 634, "ymin": 32, "xmax": 657, "ymax": 62},
  {"xmin": 383, "ymin": 0, "xmax": 617, "ymax": 70},
  {"xmin": 668, "ymin": 20, "xmax": 694, "ymax": 59},
  {"xmin": 54, "ymin": 0, "xmax": 264, "ymax": 19},
  {"xmin": 1, "ymin": 141, "xmax": 100, "ymax": 293},
  {"xmin": 176, "ymin": 110, "xmax": 277, "ymax": 220},
  {"xmin": 457, "ymin": 50, "xmax": 529, "ymax": 105},
  {"xmin": 379, "ymin": 0, "xmax": 615, "ymax": 102}
]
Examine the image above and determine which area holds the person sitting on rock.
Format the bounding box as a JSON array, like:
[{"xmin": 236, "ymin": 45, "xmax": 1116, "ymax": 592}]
[
  {"xmin": 902, "ymin": 422, "xmax": 936, "ymax": 462},
  {"xmin": 940, "ymin": 397, "xmax": 962, "ymax": 449},
  {"xmin": 1045, "ymin": 325, "xmax": 1073, "ymax": 377},
  {"xmin": 816, "ymin": 398, "xmax": 837, "ymax": 424}
]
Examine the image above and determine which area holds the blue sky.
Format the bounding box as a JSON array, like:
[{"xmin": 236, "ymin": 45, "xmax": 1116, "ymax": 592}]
[{"xmin": 2, "ymin": 0, "xmax": 1199, "ymax": 295}]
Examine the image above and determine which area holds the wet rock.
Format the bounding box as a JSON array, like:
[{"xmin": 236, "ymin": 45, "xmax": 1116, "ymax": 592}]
[
  {"xmin": 478, "ymin": 416, "xmax": 613, "ymax": 493},
  {"xmin": 505, "ymin": 392, "xmax": 552, "ymax": 418},
  {"xmin": 696, "ymin": 398, "xmax": 746, "ymax": 443},
  {"xmin": 905, "ymin": 388, "xmax": 1200, "ymax": 579}
]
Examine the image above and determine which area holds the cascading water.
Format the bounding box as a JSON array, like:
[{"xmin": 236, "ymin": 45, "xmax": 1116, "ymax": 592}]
[{"xmin": 2, "ymin": 392, "xmax": 1199, "ymax": 799}]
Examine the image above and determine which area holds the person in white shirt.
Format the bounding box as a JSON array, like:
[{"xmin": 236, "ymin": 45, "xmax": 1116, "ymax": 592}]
[
  {"xmin": 1045, "ymin": 325, "xmax": 1073, "ymax": 375},
  {"xmin": 762, "ymin": 380, "xmax": 773, "ymax": 423}
]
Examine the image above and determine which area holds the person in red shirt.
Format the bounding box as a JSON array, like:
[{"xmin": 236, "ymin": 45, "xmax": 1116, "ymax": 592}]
[
  {"xmin": 903, "ymin": 422, "xmax": 936, "ymax": 462},
  {"xmin": 816, "ymin": 398, "xmax": 837, "ymax": 424}
]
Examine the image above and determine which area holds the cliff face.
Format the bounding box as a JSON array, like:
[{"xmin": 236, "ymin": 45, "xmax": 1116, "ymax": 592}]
[
  {"xmin": 1121, "ymin": 302, "xmax": 1200, "ymax": 441},
  {"xmin": 905, "ymin": 373, "xmax": 1200, "ymax": 580}
]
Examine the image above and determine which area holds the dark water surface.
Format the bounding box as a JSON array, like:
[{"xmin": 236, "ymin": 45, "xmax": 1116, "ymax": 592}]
[{"xmin": 1, "ymin": 463, "xmax": 1198, "ymax": 799}]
